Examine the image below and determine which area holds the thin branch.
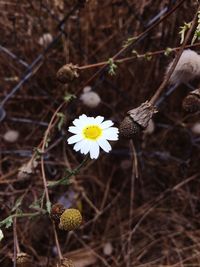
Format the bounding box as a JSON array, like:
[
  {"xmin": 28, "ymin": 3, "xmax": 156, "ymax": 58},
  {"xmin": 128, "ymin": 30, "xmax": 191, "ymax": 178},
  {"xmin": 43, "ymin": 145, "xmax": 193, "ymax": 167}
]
[{"xmin": 150, "ymin": 6, "xmax": 200, "ymax": 104}]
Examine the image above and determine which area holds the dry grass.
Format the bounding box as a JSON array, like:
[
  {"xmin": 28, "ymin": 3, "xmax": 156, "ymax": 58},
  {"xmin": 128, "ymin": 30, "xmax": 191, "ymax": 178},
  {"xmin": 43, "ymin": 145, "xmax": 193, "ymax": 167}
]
[{"xmin": 1, "ymin": 0, "xmax": 200, "ymax": 266}]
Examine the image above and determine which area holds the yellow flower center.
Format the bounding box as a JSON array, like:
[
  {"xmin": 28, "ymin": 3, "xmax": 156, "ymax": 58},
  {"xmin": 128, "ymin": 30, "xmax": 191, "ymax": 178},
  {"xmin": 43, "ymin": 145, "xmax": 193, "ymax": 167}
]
[{"xmin": 83, "ymin": 125, "xmax": 102, "ymax": 140}]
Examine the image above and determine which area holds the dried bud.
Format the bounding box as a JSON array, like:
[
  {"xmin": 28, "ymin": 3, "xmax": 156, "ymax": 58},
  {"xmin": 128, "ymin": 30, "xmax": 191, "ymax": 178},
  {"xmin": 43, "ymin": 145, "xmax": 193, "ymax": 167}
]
[
  {"xmin": 17, "ymin": 159, "xmax": 38, "ymax": 179},
  {"xmin": 50, "ymin": 203, "xmax": 65, "ymax": 224},
  {"xmin": 59, "ymin": 258, "xmax": 74, "ymax": 267},
  {"xmin": 120, "ymin": 101, "xmax": 157, "ymax": 138},
  {"xmin": 182, "ymin": 88, "xmax": 200, "ymax": 113},
  {"xmin": 59, "ymin": 208, "xmax": 82, "ymax": 231},
  {"xmin": 182, "ymin": 95, "xmax": 200, "ymax": 112},
  {"xmin": 119, "ymin": 116, "xmax": 141, "ymax": 138},
  {"xmin": 56, "ymin": 64, "xmax": 79, "ymax": 83},
  {"xmin": 16, "ymin": 253, "xmax": 33, "ymax": 267}
]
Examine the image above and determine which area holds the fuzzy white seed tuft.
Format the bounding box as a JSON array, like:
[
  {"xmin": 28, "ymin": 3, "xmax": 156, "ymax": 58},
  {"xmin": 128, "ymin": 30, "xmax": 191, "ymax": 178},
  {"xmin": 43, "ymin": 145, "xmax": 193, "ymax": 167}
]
[
  {"xmin": 191, "ymin": 123, "xmax": 200, "ymax": 135},
  {"xmin": 3, "ymin": 130, "xmax": 19, "ymax": 143},
  {"xmin": 167, "ymin": 49, "xmax": 200, "ymax": 85},
  {"xmin": 80, "ymin": 89, "xmax": 101, "ymax": 108},
  {"xmin": 38, "ymin": 33, "xmax": 53, "ymax": 47}
]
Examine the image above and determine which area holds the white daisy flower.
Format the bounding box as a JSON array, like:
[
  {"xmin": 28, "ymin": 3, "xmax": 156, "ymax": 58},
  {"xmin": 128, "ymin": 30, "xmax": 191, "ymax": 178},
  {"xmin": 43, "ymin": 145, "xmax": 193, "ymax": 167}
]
[{"xmin": 67, "ymin": 114, "xmax": 119, "ymax": 159}]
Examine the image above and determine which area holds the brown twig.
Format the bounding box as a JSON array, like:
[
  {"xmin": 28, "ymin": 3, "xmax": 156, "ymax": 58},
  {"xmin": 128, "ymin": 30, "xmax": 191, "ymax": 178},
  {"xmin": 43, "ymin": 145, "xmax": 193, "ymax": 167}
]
[
  {"xmin": 39, "ymin": 102, "xmax": 66, "ymax": 262},
  {"xmin": 77, "ymin": 42, "xmax": 200, "ymax": 71},
  {"xmin": 149, "ymin": 6, "xmax": 200, "ymax": 104},
  {"xmin": 80, "ymin": 0, "xmax": 186, "ymax": 86}
]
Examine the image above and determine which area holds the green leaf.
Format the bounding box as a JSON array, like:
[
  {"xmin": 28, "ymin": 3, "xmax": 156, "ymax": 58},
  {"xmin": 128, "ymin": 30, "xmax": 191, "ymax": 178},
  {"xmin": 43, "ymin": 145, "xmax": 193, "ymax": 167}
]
[
  {"xmin": 144, "ymin": 53, "xmax": 152, "ymax": 61},
  {"xmin": 45, "ymin": 137, "xmax": 51, "ymax": 148},
  {"xmin": 179, "ymin": 22, "xmax": 192, "ymax": 44},
  {"xmin": 64, "ymin": 92, "xmax": 76, "ymax": 102},
  {"xmin": 164, "ymin": 47, "xmax": 173, "ymax": 56},
  {"xmin": 57, "ymin": 112, "xmax": 65, "ymax": 131},
  {"xmin": 107, "ymin": 58, "xmax": 117, "ymax": 76},
  {"xmin": 123, "ymin": 36, "xmax": 137, "ymax": 48},
  {"xmin": 132, "ymin": 50, "xmax": 139, "ymax": 57},
  {"xmin": 5, "ymin": 217, "xmax": 13, "ymax": 229}
]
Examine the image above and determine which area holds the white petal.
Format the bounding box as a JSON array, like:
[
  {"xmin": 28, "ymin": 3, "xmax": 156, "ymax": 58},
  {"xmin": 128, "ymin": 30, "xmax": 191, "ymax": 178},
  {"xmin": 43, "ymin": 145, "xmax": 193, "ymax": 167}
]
[
  {"xmin": 73, "ymin": 139, "xmax": 85, "ymax": 152},
  {"xmin": 72, "ymin": 114, "xmax": 89, "ymax": 128},
  {"xmin": 97, "ymin": 138, "xmax": 111, "ymax": 153},
  {"xmin": 89, "ymin": 141, "xmax": 100, "ymax": 159},
  {"xmin": 82, "ymin": 141, "xmax": 94, "ymax": 155},
  {"xmin": 0, "ymin": 229, "xmax": 3, "ymax": 241},
  {"xmin": 67, "ymin": 134, "xmax": 83, "ymax": 144},
  {"xmin": 103, "ymin": 127, "xmax": 119, "ymax": 140},
  {"xmin": 86, "ymin": 116, "xmax": 95, "ymax": 125},
  {"xmin": 100, "ymin": 120, "xmax": 113, "ymax": 129},
  {"xmin": 79, "ymin": 114, "xmax": 87, "ymax": 120},
  {"xmin": 68, "ymin": 126, "xmax": 80, "ymax": 134},
  {"xmin": 94, "ymin": 116, "xmax": 104, "ymax": 124},
  {"xmin": 80, "ymin": 140, "xmax": 91, "ymax": 154},
  {"xmin": 73, "ymin": 119, "xmax": 85, "ymax": 128}
]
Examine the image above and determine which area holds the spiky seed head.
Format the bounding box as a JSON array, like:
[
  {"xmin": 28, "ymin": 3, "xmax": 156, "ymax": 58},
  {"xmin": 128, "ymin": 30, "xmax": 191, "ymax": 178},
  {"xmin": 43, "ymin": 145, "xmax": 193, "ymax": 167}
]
[
  {"xmin": 119, "ymin": 116, "xmax": 141, "ymax": 138},
  {"xmin": 59, "ymin": 208, "xmax": 82, "ymax": 231},
  {"xmin": 16, "ymin": 253, "xmax": 33, "ymax": 267},
  {"xmin": 182, "ymin": 94, "xmax": 200, "ymax": 113},
  {"xmin": 59, "ymin": 258, "xmax": 74, "ymax": 267},
  {"xmin": 60, "ymin": 258, "xmax": 74, "ymax": 267},
  {"xmin": 50, "ymin": 203, "xmax": 65, "ymax": 224},
  {"xmin": 56, "ymin": 64, "xmax": 79, "ymax": 83}
]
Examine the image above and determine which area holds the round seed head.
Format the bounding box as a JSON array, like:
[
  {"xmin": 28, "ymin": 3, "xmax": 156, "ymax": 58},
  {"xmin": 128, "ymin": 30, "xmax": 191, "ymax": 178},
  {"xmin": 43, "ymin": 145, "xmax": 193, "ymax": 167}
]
[
  {"xmin": 182, "ymin": 94, "xmax": 200, "ymax": 113},
  {"xmin": 16, "ymin": 253, "xmax": 33, "ymax": 267},
  {"xmin": 119, "ymin": 116, "xmax": 141, "ymax": 138},
  {"xmin": 59, "ymin": 208, "xmax": 82, "ymax": 231},
  {"xmin": 50, "ymin": 203, "xmax": 65, "ymax": 224},
  {"xmin": 59, "ymin": 258, "xmax": 74, "ymax": 267},
  {"xmin": 56, "ymin": 64, "xmax": 79, "ymax": 83}
]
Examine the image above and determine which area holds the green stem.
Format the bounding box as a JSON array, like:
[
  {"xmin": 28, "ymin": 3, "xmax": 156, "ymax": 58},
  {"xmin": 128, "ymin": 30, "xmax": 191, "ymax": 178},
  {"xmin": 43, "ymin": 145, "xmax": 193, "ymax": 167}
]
[
  {"xmin": 0, "ymin": 211, "xmax": 46, "ymax": 228},
  {"xmin": 47, "ymin": 156, "xmax": 90, "ymax": 187}
]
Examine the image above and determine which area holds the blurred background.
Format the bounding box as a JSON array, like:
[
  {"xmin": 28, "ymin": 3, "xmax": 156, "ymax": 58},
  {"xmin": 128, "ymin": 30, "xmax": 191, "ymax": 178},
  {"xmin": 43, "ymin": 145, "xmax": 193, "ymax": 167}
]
[{"xmin": 1, "ymin": 1, "xmax": 200, "ymax": 266}]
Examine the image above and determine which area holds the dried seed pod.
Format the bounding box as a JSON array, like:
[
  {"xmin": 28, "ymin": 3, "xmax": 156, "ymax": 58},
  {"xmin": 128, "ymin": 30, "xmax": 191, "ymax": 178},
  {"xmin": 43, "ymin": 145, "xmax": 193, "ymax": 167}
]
[
  {"xmin": 17, "ymin": 159, "xmax": 38, "ymax": 179},
  {"xmin": 119, "ymin": 116, "xmax": 141, "ymax": 138},
  {"xmin": 59, "ymin": 258, "xmax": 74, "ymax": 267},
  {"xmin": 50, "ymin": 203, "xmax": 65, "ymax": 224},
  {"xmin": 119, "ymin": 101, "xmax": 157, "ymax": 139},
  {"xmin": 128, "ymin": 101, "xmax": 157, "ymax": 128},
  {"xmin": 56, "ymin": 64, "xmax": 79, "ymax": 83},
  {"xmin": 16, "ymin": 253, "xmax": 33, "ymax": 267},
  {"xmin": 59, "ymin": 208, "xmax": 82, "ymax": 231},
  {"xmin": 182, "ymin": 88, "xmax": 200, "ymax": 112}
]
